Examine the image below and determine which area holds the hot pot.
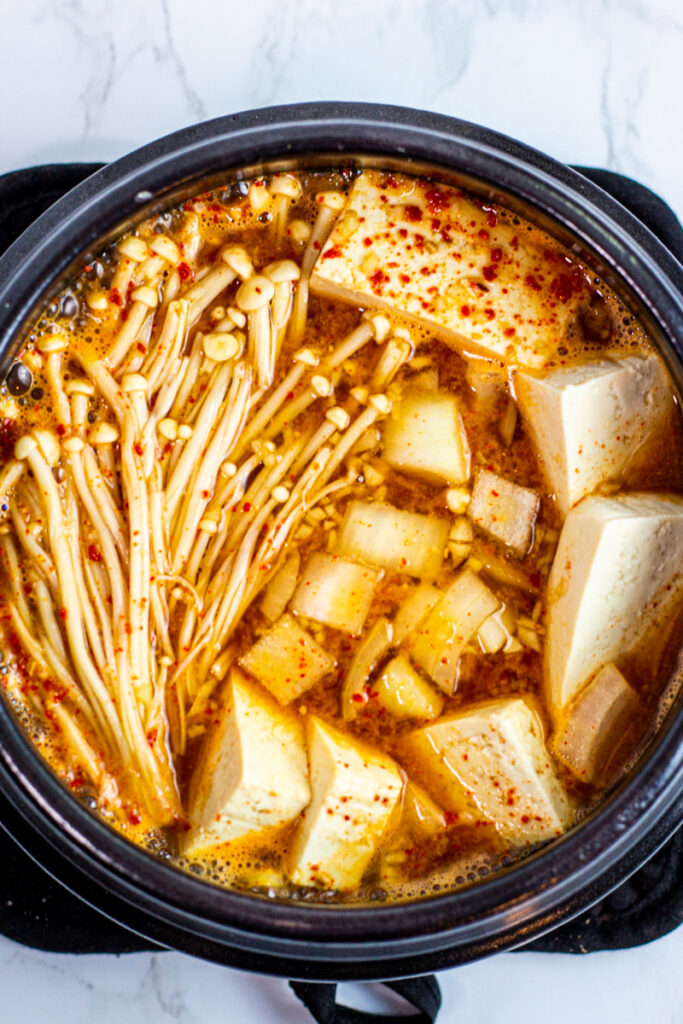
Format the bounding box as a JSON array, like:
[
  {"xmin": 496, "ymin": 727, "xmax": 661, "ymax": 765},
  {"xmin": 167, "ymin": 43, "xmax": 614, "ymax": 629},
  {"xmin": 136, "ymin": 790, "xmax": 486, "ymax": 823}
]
[{"xmin": 0, "ymin": 102, "xmax": 681, "ymax": 982}]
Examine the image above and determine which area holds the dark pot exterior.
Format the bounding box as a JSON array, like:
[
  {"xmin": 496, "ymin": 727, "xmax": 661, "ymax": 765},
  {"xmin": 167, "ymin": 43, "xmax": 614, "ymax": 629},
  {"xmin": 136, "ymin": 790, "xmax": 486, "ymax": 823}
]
[{"xmin": 0, "ymin": 103, "xmax": 681, "ymax": 981}]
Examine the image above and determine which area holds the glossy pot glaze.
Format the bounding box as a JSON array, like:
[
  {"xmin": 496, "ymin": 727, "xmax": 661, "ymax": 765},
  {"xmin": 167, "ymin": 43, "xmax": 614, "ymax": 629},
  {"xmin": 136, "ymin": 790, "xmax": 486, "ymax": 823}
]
[{"xmin": 0, "ymin": 103, "xmax": 681, "ymax": 981}]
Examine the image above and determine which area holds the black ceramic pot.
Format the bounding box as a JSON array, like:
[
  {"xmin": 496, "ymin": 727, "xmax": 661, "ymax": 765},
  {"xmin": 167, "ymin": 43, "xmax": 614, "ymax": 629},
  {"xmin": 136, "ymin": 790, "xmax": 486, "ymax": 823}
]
[{"xmin": 0, "ymin": 103, "xmax": 681, "ymax": 982}]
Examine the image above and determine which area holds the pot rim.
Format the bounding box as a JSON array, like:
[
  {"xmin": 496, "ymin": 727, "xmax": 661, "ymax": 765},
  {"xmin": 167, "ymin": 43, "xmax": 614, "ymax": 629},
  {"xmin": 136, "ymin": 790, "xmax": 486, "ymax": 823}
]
[{"xmin": 0, "ymin": 102, "xmax": 681, "ymax": 973}]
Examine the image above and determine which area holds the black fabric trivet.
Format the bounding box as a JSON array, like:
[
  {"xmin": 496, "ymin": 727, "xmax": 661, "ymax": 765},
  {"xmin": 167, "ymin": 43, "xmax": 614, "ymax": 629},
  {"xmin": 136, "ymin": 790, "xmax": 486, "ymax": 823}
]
[{"xmin": 0, "ymin": 164, "xmax": 681, "ymax": 1024}]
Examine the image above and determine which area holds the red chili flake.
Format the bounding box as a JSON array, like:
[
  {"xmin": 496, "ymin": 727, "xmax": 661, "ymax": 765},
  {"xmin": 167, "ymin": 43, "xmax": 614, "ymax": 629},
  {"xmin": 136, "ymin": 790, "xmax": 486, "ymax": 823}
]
[
  {"xmin": 88, "ymin": 544, "xmax": 102, "ymax": 563},
  {"xmin": 128, "ymin": 808, "xmax": 142, "ymax": 826},
  {"xmin": 478, "ymin": 229, "xmax": 489, "ymax": 241},
  {"xmin": 490, "ymin": 247, "xmax": 503, "ymax": 263},
  {"xmin": 550, "ymin": 268, "xmax": 585, "ymax": 303},
  {"xmin": 59, "ymin": 607, "xmax": 68, "ymax": 620},
  {"xmin": 109, "ymin": 288, "xmax": 123, "ymax": 306},
  {"xmin": 134, "ymin": 442, "xmax": 144, "ymax": 456},
  {"xmin": 178, "ymin": 261, "xmax": 193, "ymax": 281},
  {"xmin": 322, "ymin": 245, "xmax": 343, "ymax": 260},
  {"xmin": 404, "ymin": 205, "xmax": 423, "ymax": 222},
  {"xmin": 398, "ymin": 228, "xmax": 408, "ymax": 239},
  {"xmin": 460, "ymin": 305, "xmax": 471, "ymax": 317},
  {"xmin": 369, "ymin": 269, "xmax": 389, "ymax": 292},
  {"xmin": 525, "ymin": 273, "xmax": 542, "ymax": 291},
  {"xmin": 399, "ymin": 273, "xmax": 411, "ymax": 284},
  {"xmin": 425, "ymin": 187, "xmax": 449, "ymax": 213},
  {"xmin": 482, "ymin": 265, "xmax": 497, "ymax": 282},
  {"xmin": 504, "ymin": 327, "xmax": 516, "ymax": 337},
  {"xmin": 242, "ymin": 502, "xmax": 252, "ymax": 512},
  {"xmin": 487, "ymin": 210, "xmax": 498, "ymax": 227},
  {"xmin": 484, "ymin": 307, "xmax": 496, "ymax": 320},
  {"xmin": 147, "ymin": 727, "xmax": 158, "ymax": 746},
  {"xmin": 56, "ymin": 424, "xmax": 66, "ymax": 437}
]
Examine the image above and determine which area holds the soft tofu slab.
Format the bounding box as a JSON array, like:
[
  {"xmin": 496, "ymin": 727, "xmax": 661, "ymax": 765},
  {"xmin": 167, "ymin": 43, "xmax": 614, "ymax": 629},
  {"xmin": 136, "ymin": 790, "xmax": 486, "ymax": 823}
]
[
  {"xmin": 545, "ymin": 493, "xmax": 683, "ymax": 716},
  {"xmin": 289, "ymin": 552, "xmax": 379, "ymax": 635},
  {"xmin": 184, "ymin": 669, "xmax": 310, "ymax": 855},
  {"xmin": 289, "ymin": 718, "xmax": 403, "ymax": 890},
  {"xmin": 516, "ymin": 355, "xmax": 670, "ymax": 514},
  {"xmin": 337, "ymin": 499, "xmax": 449, "ymax": 581},
  {"xmin": 311, "ymin": 172, "xmax": 586, "ymax": 368},
  {"xmin": 468, "ymin": 468, "xmax": 539, "ymax": 556},
  {"xmin": 382, "ymin": 391, "xmax": 470, "ymax": 486},
  {"xmin": 239, "ymin": 613, "xmax": 334, "ymax": 704},
  {"xmin": 401, "ymin": 697, "xmax": 574, "ymax": 846}
]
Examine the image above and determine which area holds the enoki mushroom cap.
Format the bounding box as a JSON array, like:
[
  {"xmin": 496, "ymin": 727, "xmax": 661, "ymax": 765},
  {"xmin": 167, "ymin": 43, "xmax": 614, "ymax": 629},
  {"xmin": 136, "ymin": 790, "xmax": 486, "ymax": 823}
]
[
  {"xmin": 268, "ymin": 175, "xmax": 302, "ymax": 200},
  {"xmin": 65, "ymin": 378, "xmax": 95, "ymax": 396},
  {"xmin": 149, "ymin": 235, "xmax": 181, "ymax": 264},
  {"xmin": 221, "ymin": 245, "xmax": 254, "ymax": 280},
  {"xmin": 89, "ymin": 422, "xmax": 119, "ymax": 444},
  {"xmin": 121, "ymin": 373, "xmax": 149, "ymax": 393},
  {"xmin": 236, "ymin": 276, "xmax": 275, "ymax": 313},
  {"xmin": 202, "ymin": 332, "xmax": 243, "ymax": 363},
  {"xmin": 117, "ymin": 235, "xmax": 149, "ymax": 262},
  {"xmin": 317, "ymin": 191, "xmax": 346, "ymax": 212},
  {"xmin": 37, "ymin": 334, "xmax": 67, "ymax": 354},
  {"xmin": 33, "ymin": 428, "xmax": 61, "ymax": 466},
  {"xmin": 263, "ymin": 259, "xmax": 301, "ymax": 283},
  {"xmin": 14, "ymin": 435, "xmax": 38, "ymax": 460},
  {"xmin": 130, "ymin": 285, "xmax": 158, "ymax": 308}
]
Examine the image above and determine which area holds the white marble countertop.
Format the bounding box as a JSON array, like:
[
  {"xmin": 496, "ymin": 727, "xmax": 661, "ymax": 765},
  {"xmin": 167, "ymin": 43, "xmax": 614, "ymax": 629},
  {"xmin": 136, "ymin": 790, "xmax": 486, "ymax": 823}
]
[{"xmin": 1, "ymin": 1, "xmax": 682, "ymax": 1021}]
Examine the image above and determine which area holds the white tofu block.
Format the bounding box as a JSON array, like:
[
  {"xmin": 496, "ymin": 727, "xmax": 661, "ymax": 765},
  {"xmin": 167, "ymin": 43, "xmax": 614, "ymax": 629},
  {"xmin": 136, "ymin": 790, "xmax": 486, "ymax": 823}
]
[
  {"xmin": 545, "ymin": 493, "xmax": 683, "ymax": 716},
  {"xmin": 401, "ymin": 697, "xmax": 574, "ymax": 846},
  {"xmin": 382, "ymin": 391, "xmax": 470, "ymax": 486},
  {"xmin": 405, "ymin": 569, "xmax": 500, "ymax": 693},
  {"xmin": 551, "ymin": 663, "xmax": 641, "ymax": 784},
  {"xmin": 311, "ymin": 171, "xmax": 583, "ymax": 368},
  {"xmin": 184, "ymin": 669, "xmax": 310, "ymax": 855},
  {"xmin": 468, "ymin": 468, "xmax": 539, "ymax": 556},
  {"xmin": 337, "ymin": 500, "xmax": 449, "ymax": 581},
  {"xmin": 239, "ymin": 613, "xmax": 334, "ymax": 704},
  {"xmin": 289, "ymin": 718, "xmax": 403, "ymax": 890},
  {"xmin": 516, "ymin": 355, "xmax": 670, "ymax": 514},
  {"xmin": 290, "ymin": 552, "xmax": 378, "ymax": 635}
]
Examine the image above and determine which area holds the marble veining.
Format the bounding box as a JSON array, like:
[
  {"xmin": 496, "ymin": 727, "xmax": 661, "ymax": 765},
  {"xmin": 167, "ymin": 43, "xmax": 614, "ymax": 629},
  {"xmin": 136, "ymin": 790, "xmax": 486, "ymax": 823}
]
[{"xmin": 1, "ymin": 0, "xmax": 682, "ymax": 1021}]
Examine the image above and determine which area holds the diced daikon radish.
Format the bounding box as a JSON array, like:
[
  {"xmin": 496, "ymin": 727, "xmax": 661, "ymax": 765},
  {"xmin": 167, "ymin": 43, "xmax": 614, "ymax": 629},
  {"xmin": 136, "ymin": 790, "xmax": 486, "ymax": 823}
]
[
  {"xmin": 240, "ymin": 613, "xmax": 334, "ymax": 704},
  {"xmin": 290, "ymin": 552, "xmax": 379, "ymax": 635},
  {"xmin": 468, "ymin": 469, "xmax": 539, "ymax": 556},
  {"xmin": 289, "ymin": 718, "xmax": 403, "ymax": 890},
  {"xmin": 393, "ymin": 583, "xmax": 441, "ymax": 644},
  {"xmin": 342, "ymin": 616, "xmax": 393, "ymax": 721},
  {"xmin": 401, "ymin": 696, "xmax": 575, "ymax": 846},
  {"xmin": 405, "ymin": 569, "xmax": 500, "ymax": 693},
  {"xmin": 382, "ymin": 391, "xmax": 470, "ymax": 486},
  {"xmin": 551, "ymin": 663, "xmax": 641, "ymax": 784},
  {"xmin": 376, "ymin": 655, "xmax": 444, "ymax": 720},
  {"xmin": 261, "ymin": 550, "xmax": 300, "ymax": 622},
  {"xmin": 183, "ymin": 669, "xmax": 311, "ymax": 854},
  {"xmin": 337, "ymin": 500, "xmax": 449, "ymax": 581}
]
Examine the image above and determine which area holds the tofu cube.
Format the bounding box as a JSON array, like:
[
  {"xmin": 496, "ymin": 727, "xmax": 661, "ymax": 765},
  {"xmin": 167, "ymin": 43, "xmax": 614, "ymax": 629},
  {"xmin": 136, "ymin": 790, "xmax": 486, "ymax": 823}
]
[
  {"xmin": 376, "ymin": 654, "xmax": 444, "ymax": 720},
  {"xmin": 337, "ymin": 500, "xmax": 449, "ymax": 581},
  {"xmin": 551, "ymin": 663, "xmax": 641, "ymax": 784},
  {"xmin": 290, "ymin": 552, "xmax": 378, "ymax": 635},
  {"xmin": 401, "ymin": 779, "xmax": 447, "ymax": 839},
  {"xmin": 239, "ymin": 613, "xmax": 334, "ymax": 704},
  {"xmin": 405, "ymin": 569, "xmax": 500, "ymax": 693},
  {"xmin": 382, "ymin": 391, "xmax": 470, "ymax": 486},
  {"xmin": 545, "ymin": 493, "xmax": 683, "ymax": 716},
  {"xmin": 183, "ymin": 669, "xmax": 310, "ymax": 855},
  {"xmin": 289, "ymin": 718, "xmax": 403, "ymax": 890},
  {"xmin": 468, "ymin": 468, "xmax": 539, "ymax": 556},
  {"xmin": 311, "ymin": 171, "xmax": 583, "ymax": 368},
  {"xmin": 401, "ymin": 697, "xmax": 575, "ymax": 846},
  {"xmin": 516, "ymin": 355, "xmax": 670, "ymax": 514}
]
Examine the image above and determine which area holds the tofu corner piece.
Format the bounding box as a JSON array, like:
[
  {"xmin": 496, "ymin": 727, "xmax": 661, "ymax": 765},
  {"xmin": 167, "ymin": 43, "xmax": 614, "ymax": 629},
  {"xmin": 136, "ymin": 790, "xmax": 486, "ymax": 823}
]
[
  {"xmin": 401, "ymin": 697, "xmax": 574, "ymax": 847},
  {"xmin": 468, "ymin": 468, "xmax": 539, "ymax": 556},
  {"xmin": 516, "ymin": 355, "xmax": 670, "ymax": 514},
  {"xmin": 545, "ymin": 492, "xmax": 683, "ymax": 718},
  {"xmin": 239, "ymin": 613, "xmax": 334, "ymax": 704},
  {"xmin": 289, "ymin": 718, "xmax": 403, "ymax": 890},
  {"xmin": 183, "ymin": 668, "xmax": 310, "ymax": 856},
  {"xmin": 310, "ymin": 171, "xmax": 581, "ymax": 368}
]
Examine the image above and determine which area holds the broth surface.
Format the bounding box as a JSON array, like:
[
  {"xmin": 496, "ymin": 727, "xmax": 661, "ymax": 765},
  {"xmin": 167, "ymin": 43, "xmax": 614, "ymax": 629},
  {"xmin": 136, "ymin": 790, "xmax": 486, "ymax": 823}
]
[{"xmin": 0, "ymin": 168, "xmax": 681, "ymax": 903}]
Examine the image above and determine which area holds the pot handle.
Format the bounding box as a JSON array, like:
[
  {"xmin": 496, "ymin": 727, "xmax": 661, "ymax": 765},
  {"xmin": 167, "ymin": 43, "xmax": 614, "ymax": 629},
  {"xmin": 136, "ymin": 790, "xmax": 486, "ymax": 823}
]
[{"xmin": 289, "ymin": 976, "xmax": 442, "ymax": 1023}]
